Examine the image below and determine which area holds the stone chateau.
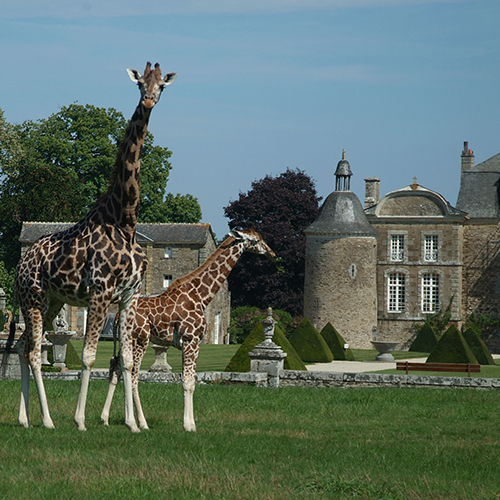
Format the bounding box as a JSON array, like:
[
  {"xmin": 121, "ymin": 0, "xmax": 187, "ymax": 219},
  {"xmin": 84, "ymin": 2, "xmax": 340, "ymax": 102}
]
[
  {"xmin": 19, "ymin": 222, "xmax": 231, "ymax": 344},
  {"xmin": 304, "ymin": 142, "xmax": 500, "ymax": 350}
]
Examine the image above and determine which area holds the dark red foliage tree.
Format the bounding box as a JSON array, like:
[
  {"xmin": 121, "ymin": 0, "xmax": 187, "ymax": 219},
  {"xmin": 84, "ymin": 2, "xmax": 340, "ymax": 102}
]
[{"xmin": 224, "ymin": 168, "xmax": 321, "ymax": 316}]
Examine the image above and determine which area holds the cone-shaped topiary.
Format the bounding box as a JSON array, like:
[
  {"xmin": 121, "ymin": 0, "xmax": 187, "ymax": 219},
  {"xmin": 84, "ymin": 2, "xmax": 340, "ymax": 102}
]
[
  {"xmin": 320, "ymin": 322, "xmax": 355, "ymax": 361},
  {"xmin": 427, "ymin": 325, "xmax": 479, "ymax": 364},
  {"xmin": 225, "ymin": 322, "xmax": 306, "ymax": 372},
  {"xmin": 462, "ymin": 328, "xmax": 495, "ymax": 365},
  {"xmin": 289, "ymin": 318, "xmax": 334, "ymax": 363},
  {"xmin": 409, "ymin": 322, "xmax": 438, "ymax": 352}
]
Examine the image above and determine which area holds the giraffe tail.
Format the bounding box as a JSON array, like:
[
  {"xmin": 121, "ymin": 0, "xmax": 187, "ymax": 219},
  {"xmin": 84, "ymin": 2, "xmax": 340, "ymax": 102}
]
[{"xmin": 108, "ymin": 313, "xmax": 122, "ymax": 381}]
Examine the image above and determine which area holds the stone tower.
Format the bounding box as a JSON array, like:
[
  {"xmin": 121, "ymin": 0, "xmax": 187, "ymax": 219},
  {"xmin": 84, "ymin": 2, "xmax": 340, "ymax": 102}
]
[{"xmin": 303, "ymin": 151, "xmax": 378, "ymax": 349}]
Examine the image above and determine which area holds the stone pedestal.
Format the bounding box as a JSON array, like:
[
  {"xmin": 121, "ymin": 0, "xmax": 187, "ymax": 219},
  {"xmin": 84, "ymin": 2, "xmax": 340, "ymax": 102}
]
[
  {"xmin": 46, "ymin": 331, "xmax": 76, "ymax": 369},
  {"xmin": 249, "ymin": 308, "xmax": 287, "ymax": 388},
  {"xmin": 149, "ymin": 345, "xmax": 172, "ymax": 372},
  {"xmin": 0, "ymin": 338, "xmax": 21, "ymax": 379}
]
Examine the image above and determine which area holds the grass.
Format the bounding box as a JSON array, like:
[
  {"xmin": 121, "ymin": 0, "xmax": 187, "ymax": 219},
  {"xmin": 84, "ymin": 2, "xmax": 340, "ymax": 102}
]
[
  {"xmin": 69, "ymin": 341, "xmax": 240, "ymax": 372},
  {"xmin": 1, "ymin": 380, "xmax": 500, "ymax": 499}
]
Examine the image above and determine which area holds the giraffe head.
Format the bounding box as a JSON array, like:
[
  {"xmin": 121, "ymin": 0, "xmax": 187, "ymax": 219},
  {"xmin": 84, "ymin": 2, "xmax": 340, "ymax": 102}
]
[
  {"xmin": 127, "ymin": 62, "xmax": 177, "ymax": 109},
  {"xmin": 230, "ymin": 226, "xmax": 276, "ymax": 259}
]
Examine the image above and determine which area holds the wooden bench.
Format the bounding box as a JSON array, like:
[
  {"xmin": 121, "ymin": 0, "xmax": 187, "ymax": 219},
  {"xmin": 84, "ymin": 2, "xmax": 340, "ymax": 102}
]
[{"xmin": 396, "ymin": 361, "xmax": 481, "ymax": 377}]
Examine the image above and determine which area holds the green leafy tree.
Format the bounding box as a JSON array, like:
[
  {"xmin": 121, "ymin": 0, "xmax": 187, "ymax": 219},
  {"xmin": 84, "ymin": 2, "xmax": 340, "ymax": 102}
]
[{"xmin": 0, "ymin": 105, "xmax": 201, "ymax": 269}]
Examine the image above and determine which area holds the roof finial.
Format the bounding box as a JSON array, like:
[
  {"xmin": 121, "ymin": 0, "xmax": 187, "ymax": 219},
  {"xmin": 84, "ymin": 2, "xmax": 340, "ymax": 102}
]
[
  {"xmin": 342, "ymin": 149, "xmax": 346, "ymax": 160},
  {"xmin": 412, "ymin": 176, "xmax": 418, "ymax": 190}
]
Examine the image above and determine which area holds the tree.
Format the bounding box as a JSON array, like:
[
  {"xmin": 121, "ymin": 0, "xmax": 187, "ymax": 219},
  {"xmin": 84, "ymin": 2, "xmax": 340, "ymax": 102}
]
[
  {"xmin": 0, "ymin": 105, "xmax": 201, "ymax": 269},
  {"xmin": 224, "ymin": 168, "xmax": 321, "ymax": 316}
]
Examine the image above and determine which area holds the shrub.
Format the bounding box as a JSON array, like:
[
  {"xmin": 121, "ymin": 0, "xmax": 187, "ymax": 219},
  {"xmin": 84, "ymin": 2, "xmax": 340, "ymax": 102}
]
[
  {"xmin": 320, "ymin": 323, "xmax": 355, "ymax": 361},
  {"xmin": 228, "ymin": 306, "xmax": 294, "ymax": 344},
  {"xmin": 409, "ymin": 322, "xmax": 438, "ymax": 352},
  {"xmin": 289, "ymin": 318, "xmax": 333, "ymax": 363},
  {"xmin": 462, "ymin": 328, "xmax": 495, "ymax": 365},
  {"xmin": 225, "ymin": 322, "xmax": 306, "ymax": 372},
  {"xmin": 427, "ymin": 325, "xmax": 478, "ymax": 364}
]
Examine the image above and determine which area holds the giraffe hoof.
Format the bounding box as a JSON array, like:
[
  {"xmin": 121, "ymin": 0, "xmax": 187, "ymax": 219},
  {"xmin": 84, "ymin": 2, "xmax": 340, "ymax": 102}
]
[{"xmin": 126, "ymin": 423, "xmax": 141, "ymax": 433}]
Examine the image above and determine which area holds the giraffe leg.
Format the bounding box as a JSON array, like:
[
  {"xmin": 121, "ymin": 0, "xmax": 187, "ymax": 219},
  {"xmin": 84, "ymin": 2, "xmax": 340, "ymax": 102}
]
[
  {"xmin": 74, "ymin": 292, "xmax": 110, "ymax": 431},
  {"xmin": 23, "ymin": 308, "xmax": 55, "ymax": 429},
  {"xmin": 100, "ymin": 363, "xmax": 120, "ymax": 426},
  {"xmin": 118, "ymin": 293, "xmax": 141, "ymax": 433},
  {"xmin": 132, "ymin": 340, "xmax": 149, "ymax": 430},
  {"xmin": 16, "ymin": 333, "xmax": 31, "ymax": 428},
  {"xmin": 182, "ymin": 336, "xmax": 200, "ymax": 432}
]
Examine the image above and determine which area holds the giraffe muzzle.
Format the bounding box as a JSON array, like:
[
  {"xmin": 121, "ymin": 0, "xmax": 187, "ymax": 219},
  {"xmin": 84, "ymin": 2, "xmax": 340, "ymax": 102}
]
[{"xmin": 143, "ymin": 99, "xmax": 155, "ymax": 109}]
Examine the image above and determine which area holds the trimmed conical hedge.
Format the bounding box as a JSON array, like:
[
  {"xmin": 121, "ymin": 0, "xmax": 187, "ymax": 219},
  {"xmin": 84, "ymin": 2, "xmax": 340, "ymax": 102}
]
[
  {"xmin": 462, "ymin": 328, "xmax": 495, "ymax": 365},
  {"xmin": 224, "ymin": 322, "xmax": 306, "ymax": 372},
  {"xmin": 320, "ymin": 323, "xmax": 355, "ymax": 361},
  {"xmin": 289, "ymin": 318, "xmax": 334, "ymax": 363},
  {"xmin": 427, "ymin": 325, "xmax": 479, "ymax": 364},
  {"xmin": 409, "ymin": 322, "xmax": 438, "ymax": 352}
]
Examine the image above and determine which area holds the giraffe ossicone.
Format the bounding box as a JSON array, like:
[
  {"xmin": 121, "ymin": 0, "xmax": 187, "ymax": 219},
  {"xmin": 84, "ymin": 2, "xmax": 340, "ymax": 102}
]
[
  {"xmin": 100, "ymin": 226, "xmax": 275, "ymax": 432},
  {"xmin": 5, "ymin": 62, "xmax": 176, "ymax": 432}
]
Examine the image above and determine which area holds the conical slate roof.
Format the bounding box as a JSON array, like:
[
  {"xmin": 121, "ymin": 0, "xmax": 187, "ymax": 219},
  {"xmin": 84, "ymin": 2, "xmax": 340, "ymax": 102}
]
[{"xmin": 305, "ymin": 190, "xmax": 377, "ymax": 237}]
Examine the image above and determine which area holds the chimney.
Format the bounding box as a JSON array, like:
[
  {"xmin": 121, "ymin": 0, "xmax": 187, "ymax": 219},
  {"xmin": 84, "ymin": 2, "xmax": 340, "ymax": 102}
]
[
  {"xmin": 364, "ymin": 177, "xmax": 380, "ymax": 209},
  {"xmin": 461, "ymin": 141, "xmax": 474, "ymax": 174}
]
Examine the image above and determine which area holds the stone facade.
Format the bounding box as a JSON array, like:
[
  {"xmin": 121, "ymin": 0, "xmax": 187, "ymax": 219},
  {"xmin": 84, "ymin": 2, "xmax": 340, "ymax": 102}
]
[
  {"xmin": 305, "ymin": 144, "xmax": 500, "ymax": 350},
  {"xmin": 19, "ymin": 222, "xmax": 231, "ymax": 344},
  {"xmin": 365, "ymin": 184, "xmax": 466, "ymax": 347}
]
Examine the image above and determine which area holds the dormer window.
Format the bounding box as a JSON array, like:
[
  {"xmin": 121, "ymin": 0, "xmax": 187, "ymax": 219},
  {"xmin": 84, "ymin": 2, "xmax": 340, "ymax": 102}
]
[{"xmin": 163, "ymin": 275, "xmax": 172, "ymax": 288}]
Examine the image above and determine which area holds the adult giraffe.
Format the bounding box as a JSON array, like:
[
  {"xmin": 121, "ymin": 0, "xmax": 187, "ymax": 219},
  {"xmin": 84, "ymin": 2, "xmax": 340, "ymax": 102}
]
[
  {"xmin": 100, "ymin": 227, "xmax": 275, "ymax": 431},
  {"xmin": 7, "ymin": 62, "xmax": 176, "ymax": 432}
]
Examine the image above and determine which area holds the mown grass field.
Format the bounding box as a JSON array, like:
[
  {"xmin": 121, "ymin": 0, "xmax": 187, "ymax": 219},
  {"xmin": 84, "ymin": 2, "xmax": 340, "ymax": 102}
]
[
  {"xmin": 1, "ymin": 379, "xmax": 500, "ymax": 500},
  {"xmin": 69, "ymin": 340, "xmax": 240, "ymax": 372}
]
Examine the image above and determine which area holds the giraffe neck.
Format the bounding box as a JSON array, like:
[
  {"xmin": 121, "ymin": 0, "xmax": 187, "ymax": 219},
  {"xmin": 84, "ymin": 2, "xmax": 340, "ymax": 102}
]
[
  {"xmin": 175, "ymin": 237, "xmax": 245, "ymax": 308},
  {"xmin": 98, "ymin": 102, "xmax": 152, "ymax": 235}
]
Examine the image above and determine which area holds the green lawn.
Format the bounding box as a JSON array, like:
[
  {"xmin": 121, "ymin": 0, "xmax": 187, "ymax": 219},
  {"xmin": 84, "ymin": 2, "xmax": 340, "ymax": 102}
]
[
  {"xmin": 0, "ymin": 380, "xmax": 499, "ymax": 499},
  {"xmin": 69, "ymin": 340, "xmax": 240, "ymax": 372}
]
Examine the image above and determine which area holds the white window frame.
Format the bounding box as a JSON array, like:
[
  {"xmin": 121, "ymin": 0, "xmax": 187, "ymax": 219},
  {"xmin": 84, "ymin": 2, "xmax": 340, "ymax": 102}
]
[
  {"xmin": 423, "ymin": 235, "xmax": 439, "ymax": 262},
  {"xmin": 387, "ymin": 272, "xmax": 406, "ymax": 313},
  {"xmin": 389, "ymin": 234, "xmax": 405, "ymax": 262},
  {"xmin": 164, "ymin": 247, "xmax": 173, "ymax": 259},
  {"xmin": 421, "ymin": 273, "xmax": 439, "ymax": 313},
  {"xmin": 163, "ymin": 274, "xmax": 173, "ymax": 288}
]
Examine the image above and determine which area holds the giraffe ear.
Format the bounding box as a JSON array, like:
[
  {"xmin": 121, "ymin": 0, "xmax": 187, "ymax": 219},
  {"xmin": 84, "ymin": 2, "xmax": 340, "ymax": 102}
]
[
  {"xmin": 163, "ymin": 73, "xmax": 178, "ymax": 86},
  {"xmin": 230, "ymin": 230, "xmax": 244, "ymax": 240},
  {"xmin": 127, "ymin": 68, "xmax": 142, "ymax": 83}
]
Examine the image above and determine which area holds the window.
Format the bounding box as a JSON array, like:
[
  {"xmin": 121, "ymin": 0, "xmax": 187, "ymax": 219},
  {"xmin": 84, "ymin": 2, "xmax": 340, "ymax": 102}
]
[
  {"xmin": 390, "ymin": 235, "xmax": 404, "ymax": 262},
  {"xmin": 424, "ymin": 235, "xmax": 438, "ymax": 262},
  {"xmin": 388, "ymin": 273, "xmax": 405, "ymax": 312},
  {"xmin": 163, "ymin": 275, "xmax": 173, "ymax": 288},
  {"xmin": 422, "ymin": 273, "xmax": 439, "ymax": 312},
  {"xmin": 164, "ymin": 247, "xmax": 172, "ymax": 258}
]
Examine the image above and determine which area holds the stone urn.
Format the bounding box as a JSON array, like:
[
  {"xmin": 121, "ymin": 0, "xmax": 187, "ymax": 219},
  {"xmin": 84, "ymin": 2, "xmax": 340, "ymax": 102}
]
[
  {"xmin": 45, "ymin": 331, "xmax": 76, "ymax": 369},
  {"xmin": 371, "ymin": 340, "xmax": 399, "ymax": 362}
]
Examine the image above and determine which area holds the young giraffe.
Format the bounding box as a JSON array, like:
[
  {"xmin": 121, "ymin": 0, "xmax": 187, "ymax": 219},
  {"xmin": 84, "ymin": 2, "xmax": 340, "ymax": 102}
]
[
  {"xmin": 7, "ymin": 62, "xmax": 177, "ymax": 432},
  {"xmin": 100, "ymin": 227, "xmax": 275, "ymax": 431}
]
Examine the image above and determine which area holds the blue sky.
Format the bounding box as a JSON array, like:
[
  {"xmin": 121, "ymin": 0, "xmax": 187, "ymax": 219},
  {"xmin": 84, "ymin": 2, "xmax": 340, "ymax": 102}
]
[{"xmin": 1, "ymin": 0, "xmax": 499, "ymax": 238}]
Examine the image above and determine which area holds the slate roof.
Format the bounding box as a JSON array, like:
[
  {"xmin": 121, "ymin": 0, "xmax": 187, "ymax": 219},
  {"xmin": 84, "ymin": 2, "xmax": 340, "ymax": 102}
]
[
  {"xmin": 19, "ymin": 222, "xmax": 213, "ymax": 245},
  {"xmin": 456, "ymin": 152, "xmax": 500, "ymax": 219},
  {"xmin": 305, "ymin": 191, "xmax": 377, "ymax": 238}
]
